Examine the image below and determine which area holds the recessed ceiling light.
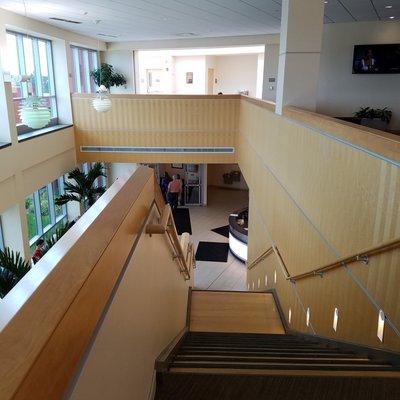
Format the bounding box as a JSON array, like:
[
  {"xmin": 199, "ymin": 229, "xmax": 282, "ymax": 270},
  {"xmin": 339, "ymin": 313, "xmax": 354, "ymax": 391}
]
[
  {"xmin": 385, "ymin": 5, "xmax": 393, "ymax": 9},
  {"xmin": 324, "ymin": 1, "xmax": 328, "ymax": 3},
  {"xmin": 390, "ymin": 16, "xmax": 395, "ymax": 19}
]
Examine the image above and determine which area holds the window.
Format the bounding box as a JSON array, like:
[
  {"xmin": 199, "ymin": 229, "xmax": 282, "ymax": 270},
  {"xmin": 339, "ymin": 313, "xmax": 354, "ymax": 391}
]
[
  {"xmin": 0, "ymin": 217, "xmax": 4, "ymax": 251},
  {"xmin": 71, "ymin": 46, "xmax": 98, "ymax": 93},
  {"xmin": 82, "ymin": 162, "xmax": 107, "ymax": 188},
  {"xmin": 6, "ymin": 31, "xmax": 57, "ymax": 134},
  {"xmin": 25, "ymin": 177, "xmax": 67, "ymax": 249}
]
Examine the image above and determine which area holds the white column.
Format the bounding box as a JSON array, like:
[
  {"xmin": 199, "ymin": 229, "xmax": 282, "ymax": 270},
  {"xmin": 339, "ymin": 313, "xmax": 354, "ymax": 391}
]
[
  {"xmin": 2, "ymin": 204, "xmax": 28, "ymax": 256},
  {"xmin": 276, "ymin": 0, "xmax": 324, "ymax": 115},
  {"xmin": 262, "ymin": 44, "xmax": 279, "ymax": 102}
]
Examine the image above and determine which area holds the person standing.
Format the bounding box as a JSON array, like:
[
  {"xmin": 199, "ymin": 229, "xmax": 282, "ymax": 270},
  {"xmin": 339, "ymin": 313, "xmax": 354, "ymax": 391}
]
[
  {"xmin": 32, "ymin": 238, "xmax": 45, "ymax": 264},
  {"xmin": 167, "ymin": 174, "xmax": 182, "ymax": 209}
]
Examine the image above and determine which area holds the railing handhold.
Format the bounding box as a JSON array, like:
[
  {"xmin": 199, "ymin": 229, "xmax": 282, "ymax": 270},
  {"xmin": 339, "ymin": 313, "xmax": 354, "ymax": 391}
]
[{"xmin": 356, "ymin": 254, "xmax": 369, "ymax": 265}]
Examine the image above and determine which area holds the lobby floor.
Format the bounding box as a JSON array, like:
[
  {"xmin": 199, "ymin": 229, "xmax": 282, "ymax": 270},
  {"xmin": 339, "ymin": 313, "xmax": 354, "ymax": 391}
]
[{"xmin": 188, "ymin": 186, "xmax": 249, "ymax": 291}]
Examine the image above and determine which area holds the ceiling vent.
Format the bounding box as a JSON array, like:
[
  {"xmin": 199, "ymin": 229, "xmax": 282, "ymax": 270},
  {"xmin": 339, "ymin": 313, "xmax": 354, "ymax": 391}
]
[
  {"xmin": 176, "ymin": 32, "xmax": 197, "ymax": 37},
  {"xmin": 98, "ymin": 33, "xmax": 119, "ymax": 38},
  {"xmin": 49, "ymin": 17, "xmax": 82, "ymax": 24}
]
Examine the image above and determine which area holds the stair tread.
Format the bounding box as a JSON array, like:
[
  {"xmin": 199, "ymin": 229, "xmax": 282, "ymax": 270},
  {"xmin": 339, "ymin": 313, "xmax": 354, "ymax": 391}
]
[
  {"xmin": 171, "ymin": 360, "xmax": 395, "ymax": 371},
  {"xmin": 179, "ymin": 350, "xmax": 359, "ymax": 357},
  {"xmin": 175, "ymin": 355, "xmax": 379, "ymax": 364}
]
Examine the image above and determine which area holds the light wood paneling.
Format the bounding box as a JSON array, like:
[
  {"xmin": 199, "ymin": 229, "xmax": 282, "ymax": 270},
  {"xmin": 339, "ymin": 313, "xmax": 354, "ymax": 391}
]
[
  {"xmin": 189, "ymin": 290, "xmax": 284, "ymax": 334},
  {"xmin": 72, "ymin": 94, "xmax": 239, "ymax": 164},
  {"xmin": 240, "ymin": 98, "xmax": 400, "ymax": 352},
  {"xmin": 0, "ymin": 167, "xmax": 155, "ymax": 399}
]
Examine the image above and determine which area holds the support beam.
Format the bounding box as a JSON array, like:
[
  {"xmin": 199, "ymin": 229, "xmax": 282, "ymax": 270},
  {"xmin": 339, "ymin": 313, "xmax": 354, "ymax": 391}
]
[{"xmin": 276, "ymin": 0, "xmax": 324, "ymax": 114}]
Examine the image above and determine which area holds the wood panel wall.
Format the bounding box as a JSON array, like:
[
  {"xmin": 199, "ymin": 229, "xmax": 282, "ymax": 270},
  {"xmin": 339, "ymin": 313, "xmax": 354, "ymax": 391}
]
[
  {"xmin": 240, "ymin": 98, "xmax": 400, "ymax": 352},
  {"xmin": 72, "ymin": 94, "xmax": 239, "ymax": 164}
]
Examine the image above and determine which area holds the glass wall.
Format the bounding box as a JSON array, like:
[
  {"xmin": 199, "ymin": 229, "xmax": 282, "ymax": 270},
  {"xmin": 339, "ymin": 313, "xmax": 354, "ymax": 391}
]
[
  {"xmin": 6, "ymin": 31, "xmax": 57, "ymax": 134},
  {"xmin": 71, "ymin": 46, "xmax": 98, "ymax": 93},
  {"xmin": 25, "ymin": 177, "xmax": 67, "ymax": 251}
]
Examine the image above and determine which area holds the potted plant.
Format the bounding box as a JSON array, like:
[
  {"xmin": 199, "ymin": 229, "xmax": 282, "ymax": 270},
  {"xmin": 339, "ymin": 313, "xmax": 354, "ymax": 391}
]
[
  {"xmin": 19, "ymin": 95, "xmax": 51, "ymax": 129},
  {"xmin": 354, "ymin": 107, "xmax": 392, "ymax": 131},
  {"xmin": 90, "ymin": 63, "xmax": 127, "ymax": 90},
  {"xmin": 55, "ymin": 163, "xmax": 107, "ymax": 212},
  {"xmin": 0, "ymin": 248, "xmax": 31, "ymax": 298}
]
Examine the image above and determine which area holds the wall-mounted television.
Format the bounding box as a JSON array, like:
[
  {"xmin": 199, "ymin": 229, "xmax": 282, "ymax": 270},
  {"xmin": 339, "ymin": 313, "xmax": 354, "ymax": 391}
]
[{"xmin": 352, "ymin": 44, "xmax": 400, "ymax": 74}]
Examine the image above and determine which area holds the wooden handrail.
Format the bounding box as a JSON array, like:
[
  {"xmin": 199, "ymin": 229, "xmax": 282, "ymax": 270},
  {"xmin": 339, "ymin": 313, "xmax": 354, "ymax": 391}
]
[
  {"xmin": 145, "ymin": 203, "xmax": 192, "ymax": 280},
  {"xmin": 247, "ymin": 247, "xmax": 274, "ymax": 270},
  {"xmin": 289, "ymin": 237, "xmax": 400, "ymax": 281}
]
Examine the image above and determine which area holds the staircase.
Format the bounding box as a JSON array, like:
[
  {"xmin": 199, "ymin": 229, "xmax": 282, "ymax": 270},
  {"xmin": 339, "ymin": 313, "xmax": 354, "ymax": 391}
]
[{"xmin": 155, "ymin": 290, "xmax": 400, "ymax": 400}]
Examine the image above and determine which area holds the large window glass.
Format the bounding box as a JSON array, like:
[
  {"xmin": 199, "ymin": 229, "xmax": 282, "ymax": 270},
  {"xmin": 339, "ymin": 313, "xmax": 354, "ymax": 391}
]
[
  {"xmin": 6, "ymin": 31, "xmax": 57, "ymax": 133},
  {"xmin": 25, "ymin": 177, "xmax": 67, "ymax": 248},
  {"xmin": 71, "ymin": 46, "xmax": 98, "ymax": 93},
  {"xmin": 25, "ymin": 194, "xmax": 38, "ymax": 240}
]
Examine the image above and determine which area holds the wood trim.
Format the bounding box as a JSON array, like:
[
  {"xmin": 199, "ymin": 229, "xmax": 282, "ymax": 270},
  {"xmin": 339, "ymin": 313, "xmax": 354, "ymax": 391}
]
[
  {"xmin": 289, "ymin": 237, "xmax": 400, "ymax": 281},
  {"xmin": 283, "ymin": 106, "xmax": 400, "ymax": 163},
  {"xmin": 0, "ymin": 167, "xmax": 155, "ymax": 400},
  {"xmin": 241, "ymin": 95, "xmax": 276, "ymax": 112},
  {"xmin": 72, "ymin": 93, "xmax": 241, "ymax": 100},
  {"xmin": 154, "ymin": 327, "xmax": 188, "ymax": 373}
]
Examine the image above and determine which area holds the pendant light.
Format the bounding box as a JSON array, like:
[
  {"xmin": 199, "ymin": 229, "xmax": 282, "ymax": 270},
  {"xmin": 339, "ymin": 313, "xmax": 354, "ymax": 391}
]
[
  {"xmin": 19, "ymin": 0, "xmax": 51, "ymax": 129},
  {"xmin": 92, "ymin": 39, "xmax": 112, "ymax": 113}
]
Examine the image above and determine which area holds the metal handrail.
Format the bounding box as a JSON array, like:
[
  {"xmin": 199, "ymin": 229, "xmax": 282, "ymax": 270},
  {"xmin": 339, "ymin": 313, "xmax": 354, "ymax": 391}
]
[
  {"xmin": 146, "ymin": 203, "xmax": 192, "ymax": 280},
  {"xmin": 247, "ymin": 246, "xmax": 274, "ymax": 270},
  {"xmin": 288, "ymin": 237, "xmax": 400, "ymax": 281}
]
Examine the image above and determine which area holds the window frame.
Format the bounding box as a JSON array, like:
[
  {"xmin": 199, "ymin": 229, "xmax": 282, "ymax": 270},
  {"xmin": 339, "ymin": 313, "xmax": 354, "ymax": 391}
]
[
  {"xmin": 26, "ymin": 176, "xmax": 68, "ymax": 247},
  {"xmin": 6, "ymin": 30, "xmax": 58, "ymax": 135},
  {"xmin": 71, "ymin": 45, "xmax": 99, "ymax": 93},
  {"xmin": 0, "ymin": 217, "xmax": 4, "ymax": 251}
]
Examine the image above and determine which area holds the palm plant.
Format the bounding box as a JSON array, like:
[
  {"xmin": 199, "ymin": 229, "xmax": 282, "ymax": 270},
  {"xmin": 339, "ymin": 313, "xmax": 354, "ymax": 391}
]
[
  {"xmin": 0, "ymin": 248, "xmax": 31, "ymax": 299},
  {"xmin": 43, "ymin": 220, "xmax": 76, "ymax": 254},
  {"xmin": 55, "ymin": 163, "xmax": 107, "ymax": 212}
]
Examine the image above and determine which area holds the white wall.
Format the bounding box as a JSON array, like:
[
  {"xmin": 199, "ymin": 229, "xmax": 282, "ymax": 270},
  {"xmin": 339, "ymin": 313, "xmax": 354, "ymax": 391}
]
[
  {"xmin": 213, "ymin": 54, "xmax": 260, "ymax": 96},
  {"xmin": 103, "ymin": 51, "xmax": 135, "ymax": 93},
  {"xmin": 173, "ymin": 55, "xmax": 206, "ymax": 94},
  {"xmin": 317, "ymin": 21, "xmax": 400, "ymax": 129},
  {"xmin": 262, "ymin": 44, "xmax": 279, "ymax": 101}
]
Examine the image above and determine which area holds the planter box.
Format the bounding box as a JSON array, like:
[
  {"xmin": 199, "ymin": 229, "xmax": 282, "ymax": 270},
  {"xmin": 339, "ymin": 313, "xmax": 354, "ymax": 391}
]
[{"xmin": 360, "ymin": 118, "xmax": 388, "ymax": 132}]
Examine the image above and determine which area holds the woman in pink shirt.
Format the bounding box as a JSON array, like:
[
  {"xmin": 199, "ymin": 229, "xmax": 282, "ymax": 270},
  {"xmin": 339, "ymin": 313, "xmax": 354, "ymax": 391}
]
[{"xmin": 167, "ymin": 175, "xmax": 182, "ymax": 209}]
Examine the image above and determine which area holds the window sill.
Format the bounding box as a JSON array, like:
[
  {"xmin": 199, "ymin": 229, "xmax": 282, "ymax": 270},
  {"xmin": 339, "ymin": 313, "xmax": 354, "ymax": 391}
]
[
  {"xmin": 0, "ymin": 142, "xmax": 12, "ymax": 150},
  {"xmin": 18, "ymin": 124, "xmax": 73, "ymax": 143}
]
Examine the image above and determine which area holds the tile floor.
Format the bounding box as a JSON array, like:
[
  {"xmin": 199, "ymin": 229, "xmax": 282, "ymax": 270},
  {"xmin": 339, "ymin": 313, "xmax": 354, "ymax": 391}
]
[{"xmin": 187, "ymin": 186, "xmax": 249, "ymax": 291}]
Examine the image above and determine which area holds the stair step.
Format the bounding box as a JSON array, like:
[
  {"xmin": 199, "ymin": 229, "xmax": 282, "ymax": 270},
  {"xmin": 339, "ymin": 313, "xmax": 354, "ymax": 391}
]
[
  {"xmin": 175, "ymin": 355, "xmax": 378, "ymax": 364},
  {"xmin": 180, "ymin": 345, "xmax": 342, "ymax": 352},
  {"xmin": 178, "ymin": 350, "xmax": 358, "ymax": 358},
  {"xmin": 170, "ymin": 360, "xmax": 395, "ymax": 371}
]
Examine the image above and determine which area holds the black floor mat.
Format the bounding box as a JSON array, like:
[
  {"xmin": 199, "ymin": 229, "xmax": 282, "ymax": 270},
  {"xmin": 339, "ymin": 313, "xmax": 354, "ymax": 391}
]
[
  {"xmin": 211, "ymin": 225, "xmax": 230, "ymax": 238},
  {"xmin": 172, "ymin": 207, "xmax": 192, "ymax": 235},
  {"xmin": 195, "ymin": 241, "xmax": 229, "ymax": 262}
]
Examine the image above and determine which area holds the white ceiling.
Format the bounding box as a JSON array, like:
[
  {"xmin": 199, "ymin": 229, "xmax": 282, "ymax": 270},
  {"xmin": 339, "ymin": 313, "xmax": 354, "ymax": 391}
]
[{"xmin": 0, "ymin": 0, "xmax": 399, "ymax": 42}]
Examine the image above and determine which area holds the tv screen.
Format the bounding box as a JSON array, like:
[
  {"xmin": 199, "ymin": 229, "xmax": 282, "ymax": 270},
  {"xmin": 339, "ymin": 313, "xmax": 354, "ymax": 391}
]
[{"xmin": 353, "ymin": 44, "xmax": 400, "ymax": 74}]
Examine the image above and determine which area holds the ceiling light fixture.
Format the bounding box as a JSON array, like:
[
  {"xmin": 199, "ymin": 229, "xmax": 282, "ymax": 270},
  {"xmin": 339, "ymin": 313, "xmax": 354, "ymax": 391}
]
[
  {"xmin": 390, "ymin": 16, "xmax": 395, "ymax": 19},
  {"xmin": 385, "ymin": 5, "xmax": 393, "ymax": 9}
]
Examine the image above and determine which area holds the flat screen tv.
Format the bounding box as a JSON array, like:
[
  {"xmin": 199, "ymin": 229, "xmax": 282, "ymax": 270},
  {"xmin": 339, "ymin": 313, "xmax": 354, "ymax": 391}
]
[{"xmin": 352, "ymin": 44, "xmax": 400, "ymax": 74}]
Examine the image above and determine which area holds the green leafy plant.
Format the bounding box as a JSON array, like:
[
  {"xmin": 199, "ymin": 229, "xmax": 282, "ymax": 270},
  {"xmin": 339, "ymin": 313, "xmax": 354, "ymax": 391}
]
[
  {"xmin": 23, "ymin": 95, "xmax": 47, "ymax": 109},
  {"xmin": 43, "ymin": 220, "xmax": 76, "ymax": 254},
  {"xmin": 90, "ymin": 63, "xmax": 127, "ymax": 90},
  {"xmin": 55, "ymin": 163, "xmax": 106, "ymax": 211},
  {"xmin": 0, "ymin": 248, "xmax": 31, "ymax": 299},
  {"xmin": 354, "ymin": 107, "xmax": 392, "ymax": 123}
]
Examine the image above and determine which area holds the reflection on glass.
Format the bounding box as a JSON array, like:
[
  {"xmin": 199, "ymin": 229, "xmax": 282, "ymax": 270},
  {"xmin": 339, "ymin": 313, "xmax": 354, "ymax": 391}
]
[
  {"xmin": 25, "ymin": 195, "xmax": 37, "ymax": 239},
  {"xmin": 39, "ymin": 186, "xmax": 51, "ymax": 229}
]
